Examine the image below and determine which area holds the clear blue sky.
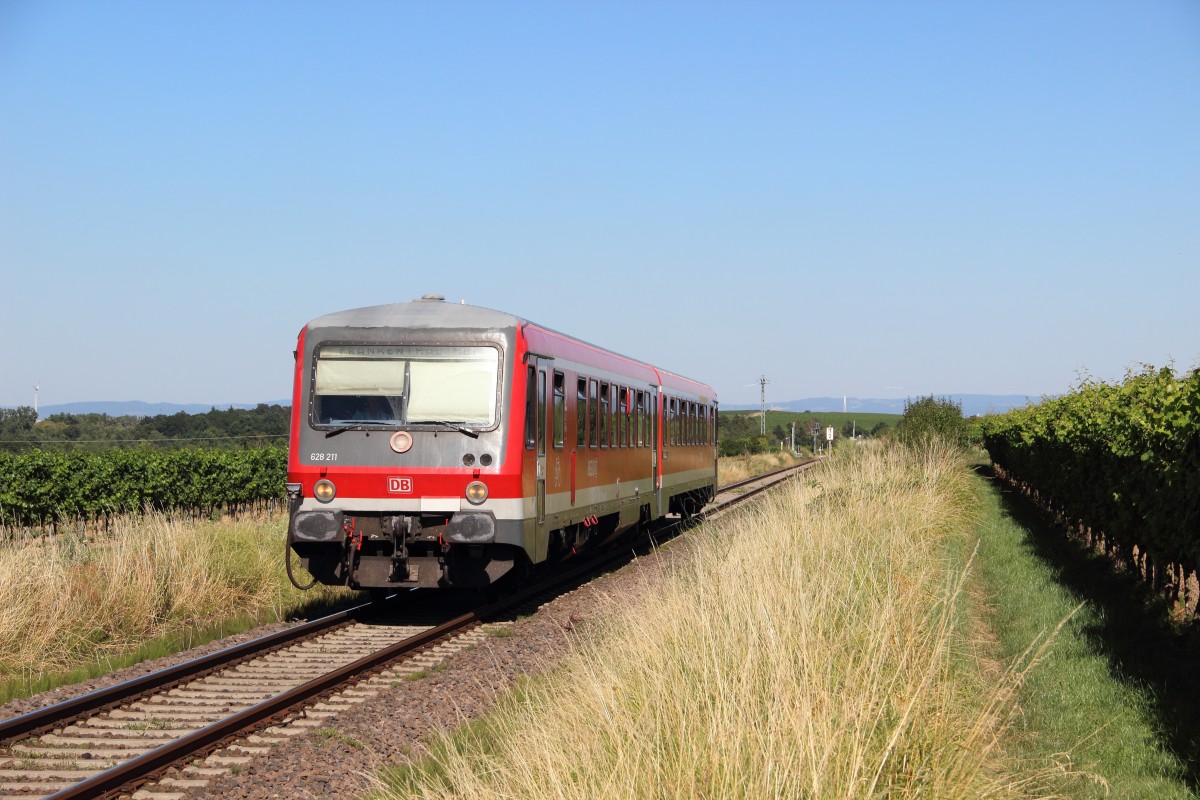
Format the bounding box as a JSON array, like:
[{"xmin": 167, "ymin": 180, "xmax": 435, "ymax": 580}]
[{"xmin": 2, "ymin": 1, "xmax": 1197, "ymax": 409}]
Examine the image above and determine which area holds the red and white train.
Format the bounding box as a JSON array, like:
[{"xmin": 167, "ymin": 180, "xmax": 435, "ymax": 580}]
[{"xmin": 286, "ymin": 295, "xmax": 717, "ymax": 591}]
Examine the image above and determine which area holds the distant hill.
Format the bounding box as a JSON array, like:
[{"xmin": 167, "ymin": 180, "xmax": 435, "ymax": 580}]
[
  {"xmin": 723, "ymin": 395, "xmax": 1041, "ymax": 417},
  {"xmin": 10, "ymin": 394, "xmax": 1037, "ymax": 420},
  {"xmin": 27, "ymin": 400, "xmax": 292, "ymax": 419}
]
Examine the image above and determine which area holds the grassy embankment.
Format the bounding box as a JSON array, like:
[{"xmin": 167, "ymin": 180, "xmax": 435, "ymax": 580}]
[
  {"xmin": 0, "ymin": 511, "xmax": 347, "ymax": 703},
  {"xmin": 971, "ymin": 467, "xmax": 1197, "ymax": 798},
  {"xmin": 375, "ymin": 443, "xmax": 1058, "ymax": 799}
]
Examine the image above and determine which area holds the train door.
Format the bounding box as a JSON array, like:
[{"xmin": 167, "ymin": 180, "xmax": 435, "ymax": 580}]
[
  {"xmin": 524, "ymin": 363, "xmax": 548, "ymax": 532},
  {"xmin": 536, "ymin": 366, "xmax": 547, "ymax": 527},
  {"xmin": 650, "ymin": 386, "xmax": 662, "ymax": 513}
]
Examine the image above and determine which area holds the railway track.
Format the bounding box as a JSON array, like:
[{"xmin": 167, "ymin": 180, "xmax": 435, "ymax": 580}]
[{"xmin": 0, "ymin": 459, "xmax": 815, "ymax": 800}]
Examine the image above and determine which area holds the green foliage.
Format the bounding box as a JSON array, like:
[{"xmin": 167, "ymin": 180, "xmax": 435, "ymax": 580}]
[
  {"xmin": 0, "ymin": 446, "xmax": 288, "ymax": 529},
  {"xmin": 0, "ymin": 404, "xmax": 290, "ymax": 452},
  {"xmin": 718, "ymin": 409, "xmax": 899, "ymax": 456},
  {"xmin": 897, "ymin": 396, "xmax": 967, "ymax": 448},
  {"xmin": 0, "ymin": 406, "xmax": 37, "ymax": 433},
  {"xmin": 981, "ymin": 365, "xmax": 1200, "ymax": 573}
]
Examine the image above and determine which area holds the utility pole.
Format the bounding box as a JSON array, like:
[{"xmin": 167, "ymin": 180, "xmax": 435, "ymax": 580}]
[
  {"xmin": 757, "ymin": 375, "xmax": 770, "ymax": 435},
  {"xmin": 33, "ymin": 384, "xmax": 39, "ymax": 416}
]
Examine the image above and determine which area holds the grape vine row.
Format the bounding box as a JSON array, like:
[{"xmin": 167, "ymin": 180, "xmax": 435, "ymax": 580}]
[
  {"xmin": 981, "ymin": 365, "xmax": 1199, "ymax": 598},
  {"xmin": 0, "ymin": 446, "xmax": 288, "ymax": 531}
]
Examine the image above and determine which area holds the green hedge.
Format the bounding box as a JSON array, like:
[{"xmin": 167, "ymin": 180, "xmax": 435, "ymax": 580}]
[
  {"xmin": 0, "ymin": 446, "xmax": 288, "ymax": 528},
  {"xmin": 981, "ymin": 366, "xmax": 1200, "ymax": 572}
]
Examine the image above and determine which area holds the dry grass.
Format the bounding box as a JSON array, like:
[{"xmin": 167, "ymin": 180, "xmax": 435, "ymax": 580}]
[
  {"xmin": 0, "ymin": 510, "xmax": 344, "ymax": 683},
  {"xmin": 379, "ymin": 442, "xmax": 1058, "ymax": 799},
  {"xmin": 718, "ymin": 450, "xmax": 803, "ymax": 486}
]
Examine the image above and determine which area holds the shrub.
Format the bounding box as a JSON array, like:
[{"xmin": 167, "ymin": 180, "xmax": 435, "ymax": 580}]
[{"xmin": 897, "ymin": 395, "xmax": 967, "ymax": 448}]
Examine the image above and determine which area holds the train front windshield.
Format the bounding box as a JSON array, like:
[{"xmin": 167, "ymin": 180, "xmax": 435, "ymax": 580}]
[{"xmin": 312, "ymin": 344, "xmax": 500, "ymax": 427}]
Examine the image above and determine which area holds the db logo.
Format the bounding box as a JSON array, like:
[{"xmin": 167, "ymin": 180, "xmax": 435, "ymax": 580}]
[{"xmin": 387, "ymin": 477, "xmax": 413, "ymax": 494}]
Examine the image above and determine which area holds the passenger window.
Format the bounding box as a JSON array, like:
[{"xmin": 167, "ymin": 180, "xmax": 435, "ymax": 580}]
[
  {"xmin": 631, "ymin": 389, "xmax": 637, "ymax": 447},
  {"xmin": 633, "ymin": 391, "xmax": 643, "ymax": 448},
  {"xmin": 599, "ymin": 383, "xmax": 609, "ymax": 448},
  {"xmin": 524, "ymin": 365, "xmax": 537, "ymax": 450},
  {"xmin": 676, "ymin": 398, "xmax": 683, "ymax": 446},
  {"xmin": 624, "ymin": 388, "xmax": 633, "ymax": 450},
  {"xmin": 589, "ymin": 379, "xmax": 599, "ymax": 447},
  {"xmin": 553, "ymin": 372, "xmax": 565, "ymax": 449},
  {"xmin": 669, "ymin": 398, "xmax": 677, "ymax": 446},
  {"xmin": 616, "ymin": 386, "xmax": 624, "ymax": 447},
  {"xmin": 641, "ymin": 391, "xmax": 648, "ymax": 447},
  {"xmin": 611, "ymin": 387, "xmax": 618, "ymax": 448},
  {"xmin": 664, "ymin": 397, "xmax": 670, "ymax": 445},
  {"xmin": 577, "ymin": 378, "xmax": 587, "ymax": 448}
]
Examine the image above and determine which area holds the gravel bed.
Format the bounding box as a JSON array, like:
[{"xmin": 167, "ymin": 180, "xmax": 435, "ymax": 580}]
[
  {"xmin": 0, "ymin": 512, "xmax": 720, "ymax": 798},
  {"xmin": 0, "ymin": 621, "xmax": 302, "ymax": 724},
  {"xmin": 180, "ymin": 542, "xmax": 686, "ymax": 800}
]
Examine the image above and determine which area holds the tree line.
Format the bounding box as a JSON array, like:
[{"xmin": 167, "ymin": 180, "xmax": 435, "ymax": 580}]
[
  {"xmin": 717, "ymin": 411, "xmax": 894, "ymax": 457},
  {"xmin": 0, "ymin": 404, "xmax": 290, "ymax": 452}
]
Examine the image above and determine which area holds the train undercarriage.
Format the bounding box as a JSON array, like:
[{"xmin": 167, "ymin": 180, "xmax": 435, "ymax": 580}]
[{"xmin": 287, "ymin": 485, "xmax": 712, "ymax": 593}]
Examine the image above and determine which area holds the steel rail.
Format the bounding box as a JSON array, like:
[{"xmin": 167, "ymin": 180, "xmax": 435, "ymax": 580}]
[
  {"xmin": 41, "ymin": 610, "xmax": 476, "ymax": 800},
  {"xmin": 38, "ymin": 542, "xmax": 655, "ymax": 800},
  {"xmin": 0, "ymin": 600, "xmax": 370, "ymax": 744},
  {"xmin": 14, "ymin": 461, "xmax": 813, "ymax": 800},
  {"xmin": 718, "ymin": 457, "xmax": 817, "ymax": 495}
]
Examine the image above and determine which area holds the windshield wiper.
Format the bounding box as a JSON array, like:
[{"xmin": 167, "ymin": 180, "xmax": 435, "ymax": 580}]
[
  {"xmin": 323, "ymin": 422, "xmax": 402, "ymax": 438},
  {"xmin": 412, "ymin": 420, "xmax": 480, "ymax": 439}
]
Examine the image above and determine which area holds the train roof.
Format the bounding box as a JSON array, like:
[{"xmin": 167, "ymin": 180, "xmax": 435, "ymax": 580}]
[
  {"xmin": 306, "ymin": 296, "xmax": 520, "ymax": 332},
  {"xmin": 304, "ymin": 296, "xmax": 716, "ymax": 401}
]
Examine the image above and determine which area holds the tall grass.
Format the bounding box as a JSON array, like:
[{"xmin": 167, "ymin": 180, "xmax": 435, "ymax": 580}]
[
  {"xmin": 378, "ymin": 443, "xmax": 1056, "ymax": 799},
  {"xmin": 717, "ymin": 450, "xmax": 802, "ymax": 486},
  {"xmin": 0, "ymin": 510, "xmax": 346, "ymax": 699}
]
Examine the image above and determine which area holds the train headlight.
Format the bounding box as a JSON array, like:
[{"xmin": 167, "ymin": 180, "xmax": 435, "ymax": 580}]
[
  {"xmin": 465, "ymin": 481, "xmax": 488, "ymax": 505},
  {"xmin": 314, "ymin": 479, "xmax": 336, "ymax": 503}
]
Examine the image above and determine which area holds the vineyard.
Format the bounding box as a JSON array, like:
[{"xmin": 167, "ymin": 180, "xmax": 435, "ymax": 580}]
[
  {"xmin": 981, "ymin": 365, "xmax": 1200, "ymax": 611},
  {"xmin": 0, "ymin": 446, "xmax": 288, "ymax": 536}
]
